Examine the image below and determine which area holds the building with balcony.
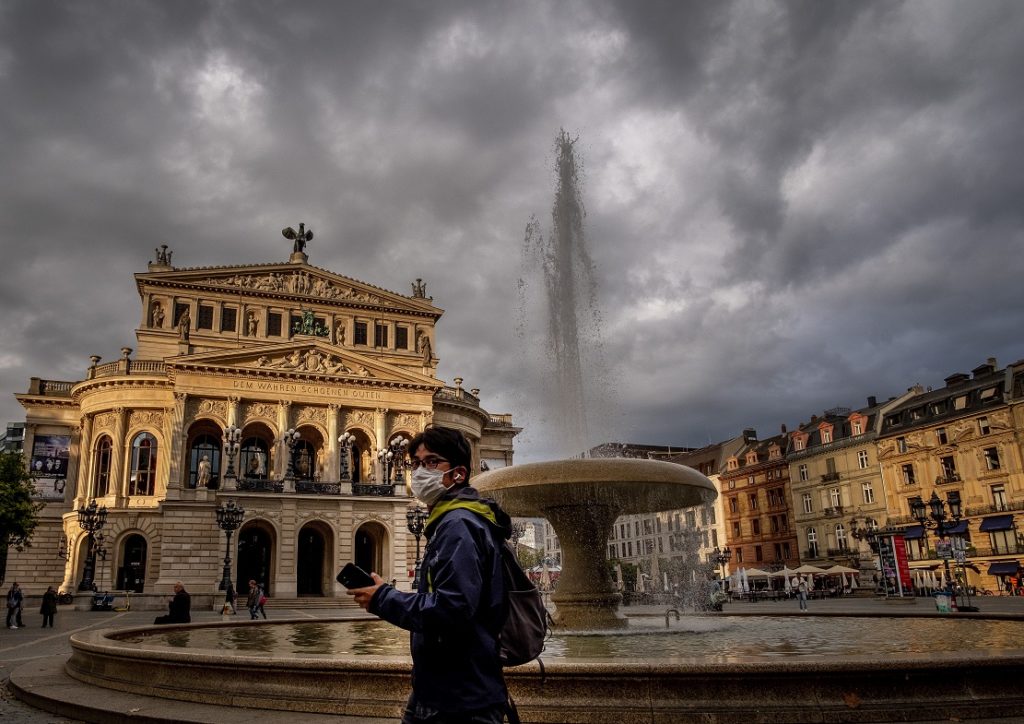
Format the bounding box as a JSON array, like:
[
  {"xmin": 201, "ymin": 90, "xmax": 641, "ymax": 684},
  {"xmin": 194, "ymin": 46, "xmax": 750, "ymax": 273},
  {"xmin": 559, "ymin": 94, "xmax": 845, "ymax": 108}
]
[
  {"xmin": 788, "ymin": 395, "xmax": 911, "ymax": 570},
  {"xmin": 720, "ymin": 428, "xmax": 799, "ymax": 570},
  {"xmin": 877, "ymin": 359, "xmax": 1023, "ymax": 591},
  {"xmin": 6, "ymin": 239, "xmax": 517, "ymax": 603}
]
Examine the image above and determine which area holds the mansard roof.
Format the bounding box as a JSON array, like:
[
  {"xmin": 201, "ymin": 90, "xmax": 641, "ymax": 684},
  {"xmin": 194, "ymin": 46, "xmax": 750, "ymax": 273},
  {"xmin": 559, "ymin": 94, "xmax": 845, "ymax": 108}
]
[
  {"xmin": 136, "ymin": 260, "xmax": 442, "ymax": 319},
  {"xmin": 878, "ymin": 363, "xmax": 1008, "ymax": 437}
]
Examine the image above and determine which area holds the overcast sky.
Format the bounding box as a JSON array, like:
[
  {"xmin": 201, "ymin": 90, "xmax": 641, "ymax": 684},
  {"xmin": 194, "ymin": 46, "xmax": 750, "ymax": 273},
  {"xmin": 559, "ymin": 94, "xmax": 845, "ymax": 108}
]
[{"xmin": 2, "ymin": 1, "xmax": 1023, "ymax": 462}]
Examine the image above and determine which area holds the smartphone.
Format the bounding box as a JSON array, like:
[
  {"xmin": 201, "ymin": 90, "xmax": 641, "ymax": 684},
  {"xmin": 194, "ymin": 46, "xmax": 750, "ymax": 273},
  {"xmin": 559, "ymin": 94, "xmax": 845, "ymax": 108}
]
[{"xmin": 337, "ymin": 562, "xmax": 376, "ymax": 589}]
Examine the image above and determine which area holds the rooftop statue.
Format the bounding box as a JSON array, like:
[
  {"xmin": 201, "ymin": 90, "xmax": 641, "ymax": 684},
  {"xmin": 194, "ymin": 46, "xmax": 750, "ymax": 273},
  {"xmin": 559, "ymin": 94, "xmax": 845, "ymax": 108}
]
[{"xmin": 282, "ymin": 222, "xmax": 313, "ymax": 254}]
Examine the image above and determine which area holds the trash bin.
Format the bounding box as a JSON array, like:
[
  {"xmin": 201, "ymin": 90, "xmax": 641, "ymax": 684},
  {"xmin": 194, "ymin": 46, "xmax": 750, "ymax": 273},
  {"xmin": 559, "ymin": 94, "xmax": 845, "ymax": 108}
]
[{"xmin": 934, "ymin": 593, "xmax": 952, "ymax": 612}]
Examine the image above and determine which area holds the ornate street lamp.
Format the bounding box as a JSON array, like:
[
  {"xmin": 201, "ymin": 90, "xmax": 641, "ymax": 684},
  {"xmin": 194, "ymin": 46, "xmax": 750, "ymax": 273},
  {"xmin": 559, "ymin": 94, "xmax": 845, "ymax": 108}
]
[
  {"xmin": 709, "ymin": 546, "xmax": 732, "ymax": 587},
  {"xmin": 215, "ymin": 500, "xmax": 245, "ymax": 591},
  {"xmin": 406, "ymin": 506, "xmax": 428, "ymax": 590},
  {"xmin": 378, "ymin": 436, "xmax": 410, "ymax": 484},
  {"xmin": 910, "ymin": 490, "xmax": 969, "ymax": 605},
  {"xmin": 338, "ymin": 431, "xmax": 355, "ymax": 481},
  {"xmin": 282, "ymin": 428, "xmax": 301, "ymax": 481},
  {"xmin": 77, "ymin": 500, "xmax": 108, "ymax": 591},
  {"xmin": 223, "ymin": 425, "xmax": 242, "ymax": 479}
]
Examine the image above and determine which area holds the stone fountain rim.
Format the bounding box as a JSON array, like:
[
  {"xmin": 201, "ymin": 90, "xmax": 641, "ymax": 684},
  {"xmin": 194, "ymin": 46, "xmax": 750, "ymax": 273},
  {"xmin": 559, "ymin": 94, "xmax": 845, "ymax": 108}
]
[
  {"xmin": 474, "ymin": 457, "xmax": 716, "ymax": 489},
  {"xmin": 75, "ymin": 616, "xmax": 1024, "ymax": 672}
]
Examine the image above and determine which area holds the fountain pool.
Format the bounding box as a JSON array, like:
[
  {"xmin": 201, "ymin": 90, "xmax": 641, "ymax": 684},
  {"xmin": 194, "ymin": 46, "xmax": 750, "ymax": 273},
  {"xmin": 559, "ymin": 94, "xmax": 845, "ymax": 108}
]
[{"xmin": 66, "ymin": 613, "xmax": 1024, "ymax": 722}]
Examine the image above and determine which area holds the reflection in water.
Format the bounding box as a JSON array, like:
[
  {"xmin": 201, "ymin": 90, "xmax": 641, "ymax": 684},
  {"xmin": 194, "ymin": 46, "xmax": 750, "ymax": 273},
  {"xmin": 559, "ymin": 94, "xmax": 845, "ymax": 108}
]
[
  {"xmin": 112, "ymin": 616, "xmax": 1024, "ymax": 661},
  {"xmin": 164, "ymin": 631, "xmax": 191, "ymax": 648}
]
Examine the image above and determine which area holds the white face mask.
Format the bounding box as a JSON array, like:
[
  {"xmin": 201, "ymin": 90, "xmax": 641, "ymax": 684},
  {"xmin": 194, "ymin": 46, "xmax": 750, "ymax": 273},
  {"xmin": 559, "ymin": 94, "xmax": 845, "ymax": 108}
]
[{"xmin": 411, "ymin": 466, "xmax": 461, "ymax": 506}]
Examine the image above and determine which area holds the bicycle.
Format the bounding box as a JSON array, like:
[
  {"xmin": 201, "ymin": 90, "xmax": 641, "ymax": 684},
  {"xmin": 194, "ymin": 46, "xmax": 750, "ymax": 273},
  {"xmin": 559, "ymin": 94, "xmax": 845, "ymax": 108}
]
[{"xmin": 57, "ymin": 591, "xmax": 74, "ymax": 605}]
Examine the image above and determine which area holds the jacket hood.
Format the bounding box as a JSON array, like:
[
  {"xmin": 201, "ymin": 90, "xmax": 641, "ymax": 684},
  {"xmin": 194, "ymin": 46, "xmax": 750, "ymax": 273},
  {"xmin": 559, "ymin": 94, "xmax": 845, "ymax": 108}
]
[{"xmin": 424, "ymin": 485, "xmax": 513, "ymax": 540}]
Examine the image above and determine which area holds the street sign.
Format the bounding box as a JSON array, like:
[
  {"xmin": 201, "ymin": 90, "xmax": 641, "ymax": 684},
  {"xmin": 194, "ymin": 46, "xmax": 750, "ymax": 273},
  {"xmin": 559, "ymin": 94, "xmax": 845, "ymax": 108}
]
[
  {"xmin": 954, "ymin": 550, "xmax": 966, "ymax": 565},
  {"xmin": 936, "ymin": 541, "xmax": 952, "ymax": 560}
]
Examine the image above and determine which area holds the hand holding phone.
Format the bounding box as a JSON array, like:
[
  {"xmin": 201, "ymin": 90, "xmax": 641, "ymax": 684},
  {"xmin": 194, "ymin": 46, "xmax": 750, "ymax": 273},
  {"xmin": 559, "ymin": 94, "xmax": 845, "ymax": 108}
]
[{"xmin": 337, "ymin": 562, "xmax": 376, "ymax": 589}]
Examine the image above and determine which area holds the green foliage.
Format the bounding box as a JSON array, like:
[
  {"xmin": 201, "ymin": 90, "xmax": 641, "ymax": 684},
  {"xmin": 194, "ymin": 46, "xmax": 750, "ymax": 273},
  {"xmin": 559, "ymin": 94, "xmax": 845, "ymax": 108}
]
[
  {"xmin": 516, "ymin": 545, "xmax": 542, "ymax": 570},
  {"xmin": 0, "ymin": 451, "xmax": 43, "ymax": 550}
]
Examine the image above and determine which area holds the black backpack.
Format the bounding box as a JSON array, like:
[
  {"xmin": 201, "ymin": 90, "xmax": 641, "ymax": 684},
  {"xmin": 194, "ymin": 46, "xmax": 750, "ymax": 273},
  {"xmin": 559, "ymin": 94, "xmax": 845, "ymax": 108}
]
[{"xmin": 497, "ymin": 540, "xmax": 550, "ymax": 667}]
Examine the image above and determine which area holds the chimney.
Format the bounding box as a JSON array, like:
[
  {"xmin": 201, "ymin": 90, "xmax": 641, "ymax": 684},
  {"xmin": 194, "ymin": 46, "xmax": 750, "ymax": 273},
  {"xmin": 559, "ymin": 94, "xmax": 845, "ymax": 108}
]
[
  {"xmin": 944, "ymin": 372, "xmax": 970, "ymax": 387},
  {"xmin": 972, "ymin": 359, "xmax": 997, "ymax": 378},
  {"xmin": 867, "ymin": 396, "xmax": 877, "ymax": 407},
  {"xmin": 810, "ymin": 414, "xmax": 818, "ymax": 423},
  {"xmin": 742, "ymin": 428, "xmax": 757, "ymax": 443},
  {"xmin": 780, "ymin": 423, "xmax": 787, "ymax": 434}
]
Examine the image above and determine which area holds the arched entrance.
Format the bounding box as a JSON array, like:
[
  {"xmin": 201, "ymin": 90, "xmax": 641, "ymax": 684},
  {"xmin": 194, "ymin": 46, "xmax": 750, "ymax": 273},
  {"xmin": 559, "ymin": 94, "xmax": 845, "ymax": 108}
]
[
  {"xmin": 354, "ymin": 522, "xmax": 389, "ymax": 578},
  {"xmin": 116, "ymin": 534, "xmax": 147, "ymax": 592},
  {"xmin": 296, "ymin": 521, "xmax": 334, "ymax": 596},
  {"xmin": 237, "ymin": 522, "xmax": 275, "ymax": 596}
]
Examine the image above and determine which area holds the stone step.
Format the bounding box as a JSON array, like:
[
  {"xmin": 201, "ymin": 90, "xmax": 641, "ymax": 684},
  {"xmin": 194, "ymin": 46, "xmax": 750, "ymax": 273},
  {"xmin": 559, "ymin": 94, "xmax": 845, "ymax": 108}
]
[{"xmin": 261, "ymin": 597, "xmax": 352, "ymax": 609}]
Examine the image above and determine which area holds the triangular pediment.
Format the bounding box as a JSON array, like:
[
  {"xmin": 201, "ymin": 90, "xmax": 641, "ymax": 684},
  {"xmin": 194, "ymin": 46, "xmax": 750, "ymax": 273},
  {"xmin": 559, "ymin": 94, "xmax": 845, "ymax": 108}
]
[
  {"xmin": 138, "ymin": 261, "xmax": 440, "ymax": 315},
  {"xmin": 168, "ymin": 339, "xmax": 440, "ymax": 389}
]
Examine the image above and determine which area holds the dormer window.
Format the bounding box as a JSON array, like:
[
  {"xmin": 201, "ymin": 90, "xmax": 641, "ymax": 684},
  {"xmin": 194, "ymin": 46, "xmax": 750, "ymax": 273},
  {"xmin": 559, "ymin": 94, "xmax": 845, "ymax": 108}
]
[
  {"xmin": 851, "ymin": 419, "xmax": 863, "ymax": 436},
  {"xmin": 745, "ymin": 452, "xmax": 758, "ymax": 465},
  {"xmin": 979, "ymin": 387, "xmax": 997, "ymax": 400},
  {"xmin": 820, "ymin": 425, "xmax": 833, "ymax": 444},
  {"xmin": 727, "ymin": 458, "xmax": 738, "ymax": 471},
  {"xmin": 768, "ymin": 445, "xmax": 780, "ymax": 460},
  {"xmin": 792, "ymin": 433, "xmax": 807, "ymax": 451}
]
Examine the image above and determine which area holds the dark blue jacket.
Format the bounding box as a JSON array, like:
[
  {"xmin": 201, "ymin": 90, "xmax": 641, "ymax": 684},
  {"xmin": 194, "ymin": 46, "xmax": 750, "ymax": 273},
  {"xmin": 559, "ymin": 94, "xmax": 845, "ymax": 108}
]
[{"xmin": 369, "ymin": 486, "xmax": 511, "ymax": 713}]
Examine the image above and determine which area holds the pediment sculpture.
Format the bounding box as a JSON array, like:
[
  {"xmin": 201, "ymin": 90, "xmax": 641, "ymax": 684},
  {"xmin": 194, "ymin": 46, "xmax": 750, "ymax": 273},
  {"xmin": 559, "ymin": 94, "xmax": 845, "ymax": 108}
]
[
  {"xmin": 194, "ymin": 271, "xmax": 381, "ymax": 303},
  {"xmin": 252, "ymin": 349, "xmax": 374, "ymax": 377}
]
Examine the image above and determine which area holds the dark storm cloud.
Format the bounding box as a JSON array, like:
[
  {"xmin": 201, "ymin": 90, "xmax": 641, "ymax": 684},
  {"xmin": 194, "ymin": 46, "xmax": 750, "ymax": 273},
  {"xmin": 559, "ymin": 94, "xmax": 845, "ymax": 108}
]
[{"xmin": 1, "ymin": 0, "xmax": 1022, "ymax": 462}]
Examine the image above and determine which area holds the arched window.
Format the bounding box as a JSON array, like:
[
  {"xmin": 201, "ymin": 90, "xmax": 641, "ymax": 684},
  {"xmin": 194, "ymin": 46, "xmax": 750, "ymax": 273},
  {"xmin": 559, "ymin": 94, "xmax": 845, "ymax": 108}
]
[
  {"xmin": 93, "ymin": 435, "xmax": 113, "ymax": 498},
  {"xmin": 188, "ymin": 434, "xmax": 221, "ymax": 489},
  {"xmin": 129, "ymin": 432, "xmax": 158, "ymax": 496},
  {"xmin": 240, "ymin": 437, "xmax": 269, "ymax": 479}
]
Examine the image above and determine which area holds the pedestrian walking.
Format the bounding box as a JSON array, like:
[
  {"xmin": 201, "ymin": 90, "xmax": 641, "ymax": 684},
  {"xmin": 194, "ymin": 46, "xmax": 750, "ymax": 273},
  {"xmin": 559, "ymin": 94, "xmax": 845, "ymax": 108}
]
[
  {"xmin": 797, "ymin": 578, "xmax": 808, "ymax": 611},
  {"xmin": 348, "ymin": 426, "xmax": 513, "ymax": 724},
  {"xmin": 257, "ymin": 582, "xmax": 268, "ymax": 619},
  {"xmin": 246, "ymin": 579, "xmax": 260, "ymax": 619},
  {"xmin": 40, "ymin": 586, "xmax": 58, "ymax": 628},
  {"xmin": 6, "ymin": 582, "xmax": 24, "ymax": 628}
]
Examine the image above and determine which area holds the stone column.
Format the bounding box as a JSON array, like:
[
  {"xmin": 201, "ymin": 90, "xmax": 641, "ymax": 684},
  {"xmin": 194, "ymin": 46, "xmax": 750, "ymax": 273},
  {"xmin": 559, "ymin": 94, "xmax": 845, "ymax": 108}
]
[
  {"xmin": 278, "ymin": 400, "xmax": 293, "ymax": 491},
  {"xmin": 75, "ymin": 414, "xmax": 93, "ymax": 506},
  {"xmin": 374, "ymin": 408, "xmax": 388, "ymax": 483},
  {"xmin": 327, "ymin": 404, "xmax": 340, "ymax": 481},
  {"xmin": 110, "ymin": 407, "xmax": 127, "ymax": 504},
  {"xmin": 164, "ymin": 394, "xmax": 187, "ymax": 500}
]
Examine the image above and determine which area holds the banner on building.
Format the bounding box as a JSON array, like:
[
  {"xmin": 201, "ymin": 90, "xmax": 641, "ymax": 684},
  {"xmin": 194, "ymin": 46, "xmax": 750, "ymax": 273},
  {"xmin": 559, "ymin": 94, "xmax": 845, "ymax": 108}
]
[{"xmin": 30, "ymin": 434, "xmax": 70, "ymax": 500}]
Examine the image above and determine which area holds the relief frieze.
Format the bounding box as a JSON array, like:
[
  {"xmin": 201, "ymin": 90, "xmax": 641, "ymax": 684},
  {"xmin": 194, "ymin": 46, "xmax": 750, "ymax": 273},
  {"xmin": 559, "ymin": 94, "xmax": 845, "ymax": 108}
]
[
  {"xmin": 128, "ymin": 409, "xmax": 164, "ymax": 429},
  {"xmin": 251, "ymin": 349, "xmax": 373, "ymax": 377},
  {"xmin": 196, "ymin": 271, "xmax": 381, "ymax": 304}
]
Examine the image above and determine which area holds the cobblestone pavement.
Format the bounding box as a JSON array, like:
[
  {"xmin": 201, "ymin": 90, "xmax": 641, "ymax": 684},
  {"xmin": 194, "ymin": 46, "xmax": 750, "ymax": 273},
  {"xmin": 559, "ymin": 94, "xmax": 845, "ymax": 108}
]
[{"xmin": 3, "ymin": 596, "xmax": 1023, "ymax": 722}]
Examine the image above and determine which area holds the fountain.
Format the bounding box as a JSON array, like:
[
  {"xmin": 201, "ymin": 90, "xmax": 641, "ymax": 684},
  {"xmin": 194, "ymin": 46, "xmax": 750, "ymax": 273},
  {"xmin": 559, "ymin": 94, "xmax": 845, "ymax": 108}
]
[
  {"xmin": 17, "ymin": 132, "xmax": 1024, "ymax": 723},
  {"xmin": 474, "ymin": 458, "xmax": 714, "ymax": 629}
]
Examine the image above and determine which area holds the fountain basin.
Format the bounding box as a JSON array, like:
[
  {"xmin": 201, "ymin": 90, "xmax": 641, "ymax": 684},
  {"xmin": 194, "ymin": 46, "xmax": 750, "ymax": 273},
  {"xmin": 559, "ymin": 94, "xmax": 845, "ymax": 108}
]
[
  {"xmin": 475, "ymin": 458, "xmax": 715, "ymax": 629},
  {"xmin": 65, "ymin": 616, "xmax": 1024, "ymax": 722}
]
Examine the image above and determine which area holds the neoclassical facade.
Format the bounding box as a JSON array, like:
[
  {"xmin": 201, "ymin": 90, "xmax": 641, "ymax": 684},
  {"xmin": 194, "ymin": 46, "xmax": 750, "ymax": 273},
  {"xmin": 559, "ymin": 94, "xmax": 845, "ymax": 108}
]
[{"xmin": 8, "ymin": 240, "xmax": 518, "ymax": 604}]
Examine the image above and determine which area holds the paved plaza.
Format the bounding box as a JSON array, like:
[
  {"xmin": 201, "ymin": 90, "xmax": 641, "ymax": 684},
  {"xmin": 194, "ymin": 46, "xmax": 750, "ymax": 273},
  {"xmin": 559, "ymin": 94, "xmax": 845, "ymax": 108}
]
[{"xmin": 3, "ymin": 596, "xmax": 1024, "ymax": 723}]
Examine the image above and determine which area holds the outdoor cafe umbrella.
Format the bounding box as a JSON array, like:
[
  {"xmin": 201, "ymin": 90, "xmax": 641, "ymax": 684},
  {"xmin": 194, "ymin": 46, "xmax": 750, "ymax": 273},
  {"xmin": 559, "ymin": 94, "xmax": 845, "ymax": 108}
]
[{"xmin": 794, "ymin": 564, "xmax": 828, "ymax": 574}]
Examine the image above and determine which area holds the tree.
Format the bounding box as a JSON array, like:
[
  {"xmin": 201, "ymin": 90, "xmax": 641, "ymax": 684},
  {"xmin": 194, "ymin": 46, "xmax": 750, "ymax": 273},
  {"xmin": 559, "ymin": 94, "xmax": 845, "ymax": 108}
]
[{"xmin": 0, "ymin": 450, "xmax": 43, "ymax": 554}]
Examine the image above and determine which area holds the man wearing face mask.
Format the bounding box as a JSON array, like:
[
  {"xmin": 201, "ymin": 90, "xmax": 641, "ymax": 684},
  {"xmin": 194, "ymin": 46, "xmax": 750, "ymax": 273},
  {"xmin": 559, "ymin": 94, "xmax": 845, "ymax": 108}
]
[{"xmin": 347, "ymin": 426, "xmax": 513, "ymax": 724}]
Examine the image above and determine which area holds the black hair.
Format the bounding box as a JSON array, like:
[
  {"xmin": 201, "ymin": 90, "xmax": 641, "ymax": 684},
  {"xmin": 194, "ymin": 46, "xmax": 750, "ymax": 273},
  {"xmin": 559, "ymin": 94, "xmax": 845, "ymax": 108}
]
[{"xmin": 408, "ymin": 426, "xmax": 472, "ymax": 484}]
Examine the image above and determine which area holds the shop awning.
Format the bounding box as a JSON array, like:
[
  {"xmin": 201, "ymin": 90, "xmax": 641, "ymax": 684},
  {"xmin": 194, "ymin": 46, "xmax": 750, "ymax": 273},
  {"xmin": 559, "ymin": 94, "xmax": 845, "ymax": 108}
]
[
  {"xmin": 979, "ymin": 515, "xmax": 1014, "ymax": 532},
  {"xmin": 944, "ymin": 520, "xmax": 969, "ymax": 535},
  {"xmin": 987, "ymin": 561, "xmax": 1020, "ymax": 576},
  {"xmin": 901, "ymin": 525, "xmax": 925, "ymax": 540}
]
